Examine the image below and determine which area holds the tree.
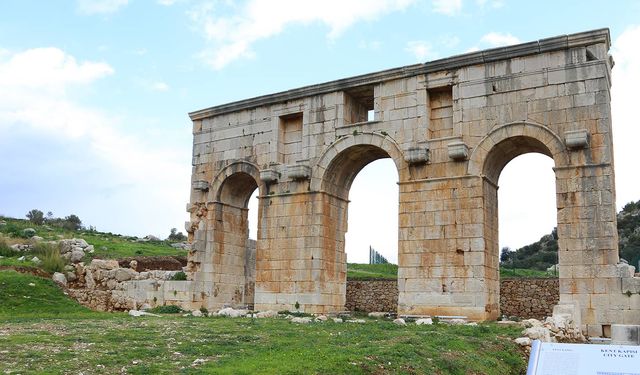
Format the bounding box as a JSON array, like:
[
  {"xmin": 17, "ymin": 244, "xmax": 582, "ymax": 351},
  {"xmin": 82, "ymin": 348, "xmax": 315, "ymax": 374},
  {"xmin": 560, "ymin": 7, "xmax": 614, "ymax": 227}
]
[
  {"xmin": 500, "ymin": 247, "xmax": 512, "ymax": 263},
  {"xmin": 26, "ymin": 209, "xmax": 44, "ymax": 225},
  {"xmin": 168, "ymin": 227, "xmax": 187, "ymax": 242},
  {"xmin": 63, "ymin": 214, "xmax": 82, "ymax": 231}
]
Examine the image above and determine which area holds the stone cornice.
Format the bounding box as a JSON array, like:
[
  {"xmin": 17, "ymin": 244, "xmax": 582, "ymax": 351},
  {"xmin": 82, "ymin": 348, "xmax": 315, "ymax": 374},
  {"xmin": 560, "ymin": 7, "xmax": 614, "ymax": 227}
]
[{"xmin": 189, "ymin": 28, "xmax": 610, "ymax": 121}]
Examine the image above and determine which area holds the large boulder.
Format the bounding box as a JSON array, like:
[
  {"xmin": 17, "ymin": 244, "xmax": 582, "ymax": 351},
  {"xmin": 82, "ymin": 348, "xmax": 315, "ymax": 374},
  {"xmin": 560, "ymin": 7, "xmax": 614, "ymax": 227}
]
[
  {"xmin": 52, "ymin": 272, "xmax": 67, "ymax": 286},
  {"xmin": 70, "ymin": 249, "xmax": 85, "ymax": 263},
  {"xmin": 114, "ymin": 268, "xmax": 136, "ymax": 282},
  {"xmin": 91, "ymin": 259, "xmax": 120, "ymax": 270}
]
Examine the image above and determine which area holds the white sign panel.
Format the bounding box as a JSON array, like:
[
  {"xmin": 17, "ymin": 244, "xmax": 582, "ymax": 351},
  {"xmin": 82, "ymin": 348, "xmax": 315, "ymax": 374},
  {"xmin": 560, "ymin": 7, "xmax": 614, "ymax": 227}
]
[{"xmin": 527, "ymin": 340, "xmax": 640, "ymax": 375}]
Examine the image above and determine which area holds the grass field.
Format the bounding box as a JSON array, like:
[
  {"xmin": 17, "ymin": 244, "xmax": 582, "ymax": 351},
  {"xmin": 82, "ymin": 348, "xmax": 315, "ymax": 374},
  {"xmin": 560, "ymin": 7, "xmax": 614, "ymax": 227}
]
[
  {"xmin": 347, "ymin": 263, "xmax": 398, "ymax": 280},
  {"xmin": 0, "ymin": 270, "xmax": 528, "ymax": 374},
  {"xmin": 0, "ymin": 217, "xmax": 187, "ymax": 259}
]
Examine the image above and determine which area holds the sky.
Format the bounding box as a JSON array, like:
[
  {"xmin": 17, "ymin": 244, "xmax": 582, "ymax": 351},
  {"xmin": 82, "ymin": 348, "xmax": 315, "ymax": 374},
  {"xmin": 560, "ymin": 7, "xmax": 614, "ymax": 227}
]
[{"xmin": 1, "ymin": 1, "xmax": 639, "ymax": 264}]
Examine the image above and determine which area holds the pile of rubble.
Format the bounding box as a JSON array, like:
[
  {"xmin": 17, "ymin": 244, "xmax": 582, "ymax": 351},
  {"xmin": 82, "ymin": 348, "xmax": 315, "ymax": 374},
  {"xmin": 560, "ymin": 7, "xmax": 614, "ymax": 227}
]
[
  {"xmin": 513, "ymin": 303, "xmax": 586, "ymax": 352},
  {"xmin": 59, "ymin": 238, "xmax": 95, "ymax": 263},
  {"xmin": 53, "ymin": 258, "xmax": 182, "ymax": 311}
]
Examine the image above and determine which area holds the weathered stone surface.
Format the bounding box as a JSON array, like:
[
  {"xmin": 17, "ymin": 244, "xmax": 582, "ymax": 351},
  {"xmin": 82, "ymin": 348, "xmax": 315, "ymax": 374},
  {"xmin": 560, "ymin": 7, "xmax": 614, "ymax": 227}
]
[
  {"xmin": 500, "ymin": 278, "xmax": 559, "ymax": 319},
  {"xmin": 91, "ymin": 259, "xmax": 120, "ymax": 270},
  {"xmin": 52, "ymin": 272, "xmax": 67, "ymax": 286},
  {"xmin": 347, "ymin": 281, "xmax": 397, "ymax": 313},
  {"xmin": 611, "ymin": 324, "xmax": 640, "ymax": 345},
  {"xmin": 70, "ymin": 249, "xmax": 85, "ymax": 263}
]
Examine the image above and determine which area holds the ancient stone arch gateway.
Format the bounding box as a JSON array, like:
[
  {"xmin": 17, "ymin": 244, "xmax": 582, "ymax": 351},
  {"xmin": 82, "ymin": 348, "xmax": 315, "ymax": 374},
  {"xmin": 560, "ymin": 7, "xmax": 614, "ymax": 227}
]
[{"xmin": 183, "ymin": 29, "xmax": 640, "ymax": 336}]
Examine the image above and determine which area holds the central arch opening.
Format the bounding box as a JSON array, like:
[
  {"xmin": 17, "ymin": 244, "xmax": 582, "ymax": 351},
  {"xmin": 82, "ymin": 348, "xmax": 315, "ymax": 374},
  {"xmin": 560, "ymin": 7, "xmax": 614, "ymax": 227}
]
[{"xmin": 321, "ymin": 141, "xmax": 401, "ymax": 313}]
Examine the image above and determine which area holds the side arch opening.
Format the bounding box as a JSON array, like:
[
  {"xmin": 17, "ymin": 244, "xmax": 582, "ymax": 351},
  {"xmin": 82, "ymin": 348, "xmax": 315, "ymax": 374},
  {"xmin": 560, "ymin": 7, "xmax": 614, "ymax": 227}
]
[
  {"xmin": 208, "ymin": 165, "xmax": 263, "ymax": 310},
  {"xmin": 482, "ymin": 135, "xmax": 559, "ymax": 320}
]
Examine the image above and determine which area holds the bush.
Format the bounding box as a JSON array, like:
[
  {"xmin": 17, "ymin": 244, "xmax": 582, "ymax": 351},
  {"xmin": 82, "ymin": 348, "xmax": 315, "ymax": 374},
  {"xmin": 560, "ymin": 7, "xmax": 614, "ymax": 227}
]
[
  {"xmin": 148, "ymin": 305, "xmax": 184, "ymax": 314},
  {"xmin": 0, "ymin": 237, "xmax": 15, "ymax": 257},
  {"xmin": 63, "ymin": 215, "xmax": 82, "ymax": 231},
  {"xmin": 26, "ymin": 209, "xmax": 44, "ymax": 225},
  {"xmin": 170, "ymin": 271, "xmax": 187, "ymax": 281},
  {"xmin": 31, "ymin": 242, "xmax": 67, "ymax": 274},
  {"xmin": 167, "ymin": 228, "xmax": 187, "ymax": 242}
]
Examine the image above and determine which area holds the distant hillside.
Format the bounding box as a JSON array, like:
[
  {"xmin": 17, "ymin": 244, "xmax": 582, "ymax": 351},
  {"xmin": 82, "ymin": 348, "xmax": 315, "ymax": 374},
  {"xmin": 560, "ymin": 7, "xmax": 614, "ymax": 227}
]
[{"xmin": 502, "ymin": 200, "xmax": 640, "ymax": 270}]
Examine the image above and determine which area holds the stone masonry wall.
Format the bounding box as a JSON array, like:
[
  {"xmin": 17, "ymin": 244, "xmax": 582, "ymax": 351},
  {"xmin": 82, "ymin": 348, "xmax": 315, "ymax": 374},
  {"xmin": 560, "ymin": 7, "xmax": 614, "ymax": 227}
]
[
  {"xmin": 500, "ymin": 278, "xmax": 559, "ymax": 320},
  {"xmin": 346, "ymin": 280, "xmax": 398, "ymax": 312},
  {"xmin": 346, "ymin": 279, "xmax": 559, "ymax": 319}
]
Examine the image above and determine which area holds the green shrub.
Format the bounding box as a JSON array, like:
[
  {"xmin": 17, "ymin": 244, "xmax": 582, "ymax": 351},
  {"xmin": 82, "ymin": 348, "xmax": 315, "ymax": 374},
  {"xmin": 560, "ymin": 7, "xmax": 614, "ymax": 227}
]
[
  {"xmin": 148, "ymin": 305, "xmax": 184, "ymax": 314},
  {"xmin": 32, "ymin": 242, "xmax": 67, "ymax": 274},
  {"xmin": 0, "ymin": 237, "xmax": 15, "ymax": 257},
  {"xmin": 170, "ymin": 271, "xmax": 187, "ymax": 281},
  {"xmin": 26, "ymin": 209, "xmax": 45, "ymax": 225}
]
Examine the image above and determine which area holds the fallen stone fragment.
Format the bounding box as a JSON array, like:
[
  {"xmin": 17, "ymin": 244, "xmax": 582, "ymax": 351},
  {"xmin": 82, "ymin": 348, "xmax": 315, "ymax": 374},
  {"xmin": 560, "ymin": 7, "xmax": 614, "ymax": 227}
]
[
  {"xmin": 393, "ymin": 318, "xmax": 406, "ymax": 326},
  {"xmin": 415, "ymin": 318, "xmax": 433, "ymax": 325},
  {"xmin": 128, "ymin": 310, "xmax": 160, "ymax": 317},
  {"xmin": 217, "ymin": 307, "xmax": 248, "ymax": 318},
  {"xmin": 255, "ymin": 310, "xmax": 278, "ymax": 318},
  {"xmin": 291, "ymin": 317, "xmax": 312, "ymax": 324},
  {"xmin": 346, "ymin": 319, "xmax": 366, "ymax": 324},
  {"xmin": 368, "ymin": 312, "xmax": 386, "ymax": 318}
]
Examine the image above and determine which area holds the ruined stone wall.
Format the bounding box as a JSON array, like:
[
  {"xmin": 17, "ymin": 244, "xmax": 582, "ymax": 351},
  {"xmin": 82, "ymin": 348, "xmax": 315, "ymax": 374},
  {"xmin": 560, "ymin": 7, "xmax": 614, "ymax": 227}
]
[
  {"xmin": 345, "ymin": 278, "xmax": 559, "ymax": 319},
  {"xmin": 500, "ymin": 278, "xmax": 559, "ymax": 320},
  {"xmin": 346, "ymin": 280, "xmax": 398, "ymax": 312}
]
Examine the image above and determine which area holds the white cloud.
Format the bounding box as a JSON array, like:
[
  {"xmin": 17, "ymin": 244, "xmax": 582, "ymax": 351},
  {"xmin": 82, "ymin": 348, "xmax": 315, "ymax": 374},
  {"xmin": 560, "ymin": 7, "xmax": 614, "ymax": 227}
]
[
  {"xmin": 612, "ymin": 25, "xmax": 640, "ymax": 210},
  {"xmin": 189, "ymin": 0, "xmax": 416, "ymax": 70},
  {"xmin": 158, "ymin": 0, "xmax": 177, "ymax": 5},
  {"xmin": 151, "ymin": 81, "xmax": 170, "ymax": 92},
  {"xmin": 0, "ymin": 48, "xmax": 113, "ymax": 92},
  {"xmin": 77, "ymin": 0, "xmax": 129, "ymax": 15},
  {"xmin": 480, "ymin": 32, "xmax": 521, "ymax": 47},
  {"xmin": 432, "ymin": 0, "xmax": 462, "ymax": 15},
  {"xmin": 405, "ymin": 41, "xmax": 437, "ymax": 61},
  {"xmin": 476, "ymin": 0, "xmax": 504, "ymax": 8},
  {"xmin": 0, "ymin": 47, "xmax": 189, "ymax": 236}
]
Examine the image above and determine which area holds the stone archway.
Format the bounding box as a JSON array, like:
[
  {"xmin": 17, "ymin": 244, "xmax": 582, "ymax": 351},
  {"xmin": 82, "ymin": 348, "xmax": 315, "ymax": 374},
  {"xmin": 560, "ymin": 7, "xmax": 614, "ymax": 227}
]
[
  {"xmin": 186, "ymin": 29, "xmax": 638, "ymax": 334},
  {"xmin": 310, "ymin": 133, "xmax": 405, "ymax": 310},
  {"xmin": 188, "ymin": 161, "xmax": 263, "ymax": 310},
  {"xmin": 471, "ymin": 122, "xmax": 568, "ymax": 320}
]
